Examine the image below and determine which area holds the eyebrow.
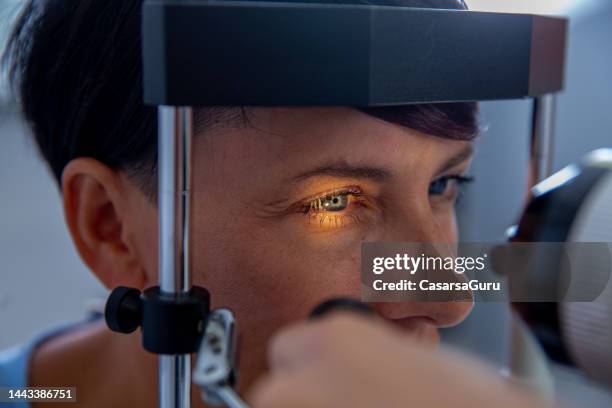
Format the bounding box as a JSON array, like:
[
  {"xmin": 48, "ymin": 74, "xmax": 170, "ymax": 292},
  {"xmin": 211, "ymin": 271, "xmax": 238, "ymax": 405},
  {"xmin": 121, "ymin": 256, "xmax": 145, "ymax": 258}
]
[
  {"xmin": 292, "ymin": 163, "xmax": 392, "ymax": 183},
  {"xmin": 291, "ymin": 144, "xmax": 474, "ymax": 183}
]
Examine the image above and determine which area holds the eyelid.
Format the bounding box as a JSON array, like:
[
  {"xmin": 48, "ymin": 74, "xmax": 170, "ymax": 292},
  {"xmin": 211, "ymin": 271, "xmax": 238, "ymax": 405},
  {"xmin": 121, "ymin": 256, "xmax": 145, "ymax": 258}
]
[{"xmin": 433, "ymin": 145, "xmax": 475, "ymax": 178}]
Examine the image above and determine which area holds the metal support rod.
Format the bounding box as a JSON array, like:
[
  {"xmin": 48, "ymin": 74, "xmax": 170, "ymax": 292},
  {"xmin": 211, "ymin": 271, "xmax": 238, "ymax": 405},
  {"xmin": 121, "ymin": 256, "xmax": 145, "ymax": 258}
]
[
  {"xmin": 506, "ymin": 94, "xmax": 559, "ymax": 399},
  {"xmin": 158, "ymin": 106, "xmax": 194, "ymax": 408},
  {"xmin": 530, "ymin": 94, "xmax": 557, "ymax": 183}
]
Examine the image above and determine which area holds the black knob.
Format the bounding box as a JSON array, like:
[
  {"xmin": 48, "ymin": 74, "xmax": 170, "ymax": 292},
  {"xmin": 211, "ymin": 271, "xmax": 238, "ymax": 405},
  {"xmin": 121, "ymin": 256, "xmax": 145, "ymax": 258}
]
[
  {"xmin": 105, "ymin": 286, "xmax": 142, "ymax": 333},
  {"xmin": 309, "ymin": 297, "xmax": 375, "ymax": 319}
]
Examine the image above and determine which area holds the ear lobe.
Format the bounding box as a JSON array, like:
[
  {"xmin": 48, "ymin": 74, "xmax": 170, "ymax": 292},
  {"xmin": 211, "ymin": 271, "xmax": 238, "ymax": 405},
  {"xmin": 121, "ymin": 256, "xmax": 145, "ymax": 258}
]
[{"xmin": 61, "ymin": 158, "xmax": 147, "ymax": 290}]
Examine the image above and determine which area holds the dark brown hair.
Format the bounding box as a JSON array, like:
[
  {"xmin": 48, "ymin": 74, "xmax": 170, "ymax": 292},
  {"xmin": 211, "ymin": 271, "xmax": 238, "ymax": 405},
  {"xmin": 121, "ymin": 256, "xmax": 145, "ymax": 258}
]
[{"xmin": 3, "ymin": 0, "xmax": 478, "ymax": 199}]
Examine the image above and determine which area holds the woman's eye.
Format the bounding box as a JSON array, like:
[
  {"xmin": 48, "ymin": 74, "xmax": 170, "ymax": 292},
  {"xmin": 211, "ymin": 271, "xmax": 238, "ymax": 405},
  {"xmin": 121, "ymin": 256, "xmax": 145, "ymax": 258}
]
[
  {"xmin": 312, "ymin": 193, "xmax": 350, "ymax": 212},
  {"xmin": 292, "ymin": 187, "xmax": 371, "ymax": 230},
  {"xmin": 297, "ymin": 187, "xmax": 365, "ymax": 215},
  {"xmin": 429, "ymin": 177, "xmax": 452, "ymax": 195},
  {"xmin": 429, "ymin": 175, "xmax": 474, "ymax": 196}
]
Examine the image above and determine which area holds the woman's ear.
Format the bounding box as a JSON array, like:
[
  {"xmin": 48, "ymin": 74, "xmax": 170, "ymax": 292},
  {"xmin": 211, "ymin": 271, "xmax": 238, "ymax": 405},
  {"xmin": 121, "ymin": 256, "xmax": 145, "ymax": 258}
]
[{"xmin": 61, "ymin": 158, "xmax": 149, "ymax": 290}]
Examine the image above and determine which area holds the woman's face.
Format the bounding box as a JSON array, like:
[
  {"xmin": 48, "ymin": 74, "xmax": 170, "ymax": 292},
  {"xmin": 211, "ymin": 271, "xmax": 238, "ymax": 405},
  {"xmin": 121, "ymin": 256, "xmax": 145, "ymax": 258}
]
[{"xmin": 96, "ymin": 107, "xmax": 475, "ymax": 391}]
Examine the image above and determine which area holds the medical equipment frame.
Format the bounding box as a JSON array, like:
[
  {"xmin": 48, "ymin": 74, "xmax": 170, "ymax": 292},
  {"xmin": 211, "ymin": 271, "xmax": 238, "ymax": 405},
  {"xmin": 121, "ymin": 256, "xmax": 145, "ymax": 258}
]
[{"xmin": 119, "ymin": 2, "xmax": 570, "ymax": 407}]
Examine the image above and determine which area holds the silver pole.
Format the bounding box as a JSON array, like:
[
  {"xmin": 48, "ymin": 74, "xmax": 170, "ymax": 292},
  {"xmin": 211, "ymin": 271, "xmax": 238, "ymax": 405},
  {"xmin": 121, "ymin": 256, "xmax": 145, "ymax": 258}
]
[
  {"xmin": 530, "ymin": 94, "xmax": 557, "ymax": 183},
  {"xmin": 158, "ymin": 106, "xmax": 194, "ymax": 408},
  {"xmin": 506, "ymin": 94, "xmax": 559, "ymax": 399}
]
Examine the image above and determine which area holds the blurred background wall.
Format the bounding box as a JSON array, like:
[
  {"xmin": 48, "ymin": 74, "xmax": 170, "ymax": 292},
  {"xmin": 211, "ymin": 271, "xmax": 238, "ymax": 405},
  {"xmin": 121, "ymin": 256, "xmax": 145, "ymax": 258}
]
[{"xmin": 0, "ymin": 0, "xmax": 611, "ymax": 405}]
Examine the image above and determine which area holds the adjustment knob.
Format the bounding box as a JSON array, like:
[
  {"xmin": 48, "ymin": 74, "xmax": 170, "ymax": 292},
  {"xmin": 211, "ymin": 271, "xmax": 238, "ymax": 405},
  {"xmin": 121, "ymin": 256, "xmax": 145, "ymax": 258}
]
[{"xmin": 105, "ymin": 286, "xmax": 142, "ymax": 333}]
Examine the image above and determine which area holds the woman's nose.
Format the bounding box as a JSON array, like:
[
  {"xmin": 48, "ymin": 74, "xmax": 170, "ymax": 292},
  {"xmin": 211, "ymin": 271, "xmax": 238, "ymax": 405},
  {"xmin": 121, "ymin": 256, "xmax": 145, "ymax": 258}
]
[
  {"xmin": 370, "ymin": 300, "xmax": 473, "ymax": 328},
  {"xmin": 369, "ymin": 207, "xmax": 473, "ymax": 328}
]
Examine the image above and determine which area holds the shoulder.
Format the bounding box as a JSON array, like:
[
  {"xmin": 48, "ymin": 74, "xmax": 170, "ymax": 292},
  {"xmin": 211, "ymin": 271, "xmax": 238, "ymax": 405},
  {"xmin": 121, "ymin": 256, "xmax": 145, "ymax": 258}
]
[{"xmin": 0, "ymin": 313, "xmax": 104, "ymax": 388}]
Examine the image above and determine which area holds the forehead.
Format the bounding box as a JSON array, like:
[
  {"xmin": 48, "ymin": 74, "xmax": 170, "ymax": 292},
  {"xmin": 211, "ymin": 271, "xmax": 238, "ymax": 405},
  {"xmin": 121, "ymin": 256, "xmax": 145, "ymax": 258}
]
[
  {"xmin": 192, "ymin": 107, "xmax": 473, "ymax": 183},
  {"xmin": 220, "ymin": 106, "xmax": 469, "ymax": 152},
  {"xmin": 249, "ymin": 107, "xmax": 431, "ymax": 156}
]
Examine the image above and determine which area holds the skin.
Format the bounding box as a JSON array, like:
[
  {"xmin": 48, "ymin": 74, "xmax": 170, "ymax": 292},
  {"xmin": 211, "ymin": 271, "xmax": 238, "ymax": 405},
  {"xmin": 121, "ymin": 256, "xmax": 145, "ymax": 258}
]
[{"xmin": 29, "ymin": 107, "xmax": 474, "ymax": 407}]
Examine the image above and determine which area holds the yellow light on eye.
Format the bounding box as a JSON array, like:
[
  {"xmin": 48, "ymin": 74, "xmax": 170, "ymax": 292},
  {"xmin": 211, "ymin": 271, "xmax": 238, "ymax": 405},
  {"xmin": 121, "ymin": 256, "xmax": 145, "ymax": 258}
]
[
  {"xmin": 298, "ymin": 186, "xmax": 371, "ymax": 231},
  {"xmin": 311, "ymin": 192, "xmax": 350, "ymax": 213}
]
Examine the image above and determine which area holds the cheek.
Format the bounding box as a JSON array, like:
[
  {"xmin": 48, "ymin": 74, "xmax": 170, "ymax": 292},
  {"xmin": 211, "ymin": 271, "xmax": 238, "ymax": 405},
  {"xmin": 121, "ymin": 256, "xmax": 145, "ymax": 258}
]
[
  {"xmin": 190, "ymin": 214, "xmax": 364, "ymax": 387},
  {"xmin": 192, "ymin": 220, "xmax": 364, "ymax": 321}
]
